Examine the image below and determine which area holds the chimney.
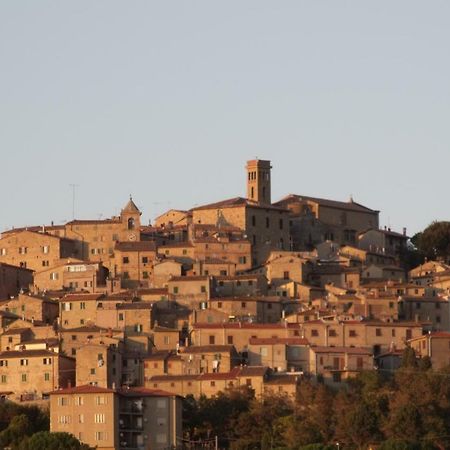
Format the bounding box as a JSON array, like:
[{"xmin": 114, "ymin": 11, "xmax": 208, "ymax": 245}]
[{"xmin": 403, "ymin": 227, "xmax": 407, "ymax": 236}]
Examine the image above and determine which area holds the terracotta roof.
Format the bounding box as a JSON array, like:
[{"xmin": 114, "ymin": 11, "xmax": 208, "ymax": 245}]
[
  {"xmin": 66, "ymin": 219, "xmax": 120, "ymax": 226},
  {"xmin": 193, "ymin": 322, "xmax": 300, "ymax": 330},
  {"xmin": 238, "ymin": 366, "xmax": 269, "ymax": 377},
  {"xmin": 50, "ymin": 385, "xmax": 114, "ymax": 395},
  {"xmin": 60, "ymin": 325, "xmax": 109, "ymax": 333},
  {"xmin": 249, "ymin": 337, "xmax": 309, "ymax": 346},
  {"xmin": 276, "ymin": 194, "xmax": 378, "ymax": 214},
  {"xmin": 2, "ymin": 327, "xmax": 31, "ymax": 335},
  {"xmin": 199, "ymin": 367, "xmax": 241, "ymax": 380},
  {"xmin": 158, "ymin": 242, "xmax": 194, "ymax": 249},
  {"xmin": 409, "ymin": 331, "xmax": 450, "ymax": 341},
  {"xmin": 153, "ymin": 326, "xmax": 179, "ymax": 332},
  {"xmin": 310, "ymin": 346, "xmax": 372, "ymax": 355},
  {"xmin": 137, "ymin": 288, "xmax": 169, "ymax": 295},
  {"xmin": 169, "ymin": 275, "xmax": 209, "ymax": 282},
  {"xmin": 115, "ymin": 241, "xmax": 156, "ymax": 252},
  {"xmin": 192, "ymin": 197, "xmax": 289, "ymax": 212},
  {"xmin": 61, "ymin": 293, "xmax": 105, "ymax": 302},
  {"xmin": 181, "ymin": 345, "xmax": 234, "ymax": 354},
  {"xmin": 0, "ymin": 349, "xmax": 66, "ymax": 358}
]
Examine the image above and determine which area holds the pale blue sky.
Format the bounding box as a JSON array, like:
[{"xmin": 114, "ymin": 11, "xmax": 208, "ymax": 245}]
[{"xmin": 1, "ymin": 1, "xmax": 449, "ymax": 236}]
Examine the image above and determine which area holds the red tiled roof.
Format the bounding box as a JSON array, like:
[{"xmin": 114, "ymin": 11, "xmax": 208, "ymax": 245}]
[
  {"xmin": 275, "ymin": 194, "xmax": 378, "ymax": 213},
  {"xmin": 310, "ymin": 346, "xmax": 372, "ymax": 355},
  {"xmin": 192, "ymin": 197, "xmax": 289, "ymax": 212},
  {"xmin": 50, "ymin": 385, "xmax": 114, "ymax": 395},
  {"xmin": 249, "ymin": 337, "xmax": 309, "ymax": 346},
  {"xmin": 61, "ymin": 293, "xmax": 105, "ymax": 302},
  {"xmin": 181, "ymin": 345, "xmax": 234, "ymax": 354}
]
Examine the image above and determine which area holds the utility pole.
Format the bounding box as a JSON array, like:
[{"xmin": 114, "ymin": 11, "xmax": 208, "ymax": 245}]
[{"xmin": 69, "ymin": 184, "xmax": 79, "ymax": 220}]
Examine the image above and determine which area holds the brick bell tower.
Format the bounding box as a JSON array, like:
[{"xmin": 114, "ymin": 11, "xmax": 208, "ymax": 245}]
[{"xmin": 246, "ymin": 159, "xmax": 272, "ymax": 205}]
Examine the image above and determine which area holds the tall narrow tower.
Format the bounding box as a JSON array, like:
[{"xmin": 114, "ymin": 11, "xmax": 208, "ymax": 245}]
[{"xmin": 246, "ymin": 159, "xmax": 272, "ymax": 205}]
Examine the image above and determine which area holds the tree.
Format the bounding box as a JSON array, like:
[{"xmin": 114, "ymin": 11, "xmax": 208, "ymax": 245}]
[
  {"xmin": 415, "ymin": 221, "xmax": 450, "ymax": 260},
  {"xmin": 18, "ymin": 431, "xmax": 93, "ymax": 450}
]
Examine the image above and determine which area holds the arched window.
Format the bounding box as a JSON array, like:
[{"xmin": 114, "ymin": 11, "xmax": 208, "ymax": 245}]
[{"xmin": 128, "ymin": 218, "xmax": 135, "ymax": 230}]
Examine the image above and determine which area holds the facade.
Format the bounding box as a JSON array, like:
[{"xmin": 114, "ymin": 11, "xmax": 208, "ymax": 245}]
[
  {"xmin": 0, "ymin": 263, "xmax": 34, "ymax": 300},
  {"xmin": 50, "ymin": 385, "xmax": 182, "ymax": 450}
]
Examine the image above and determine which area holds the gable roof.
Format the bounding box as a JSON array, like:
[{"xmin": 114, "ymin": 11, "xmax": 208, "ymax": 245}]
[
  {"xmin": 192, "ymin": 197, "xmax": 288, "ymax": 212},
  {"xmin": 122, "ymin": 197, "xmax": 141, "ymax": 214},
  {"xmin": 276, "ymin": 194, "xmax": 378, "ymax": 214}
]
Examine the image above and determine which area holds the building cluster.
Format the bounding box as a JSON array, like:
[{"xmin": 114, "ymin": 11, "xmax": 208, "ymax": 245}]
[{"xmin": 0, "ymin": 159, "xmax": 449, "ymax": 450}]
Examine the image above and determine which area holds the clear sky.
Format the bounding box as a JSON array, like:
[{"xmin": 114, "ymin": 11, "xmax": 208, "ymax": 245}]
[{"xmin": 1, "ymin": 1, "xmax": 449, "ymax": 236}]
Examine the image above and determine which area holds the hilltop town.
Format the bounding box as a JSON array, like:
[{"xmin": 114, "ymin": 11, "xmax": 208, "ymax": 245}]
[{"xmin": 0, "ymin": 159, "xmax": 449, "ymax": 450}]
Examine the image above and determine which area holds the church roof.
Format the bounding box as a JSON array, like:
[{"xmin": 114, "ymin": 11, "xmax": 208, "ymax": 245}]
[{"xmin": 122, "ymin": 196, "xmax": 141, "ymax": 214}]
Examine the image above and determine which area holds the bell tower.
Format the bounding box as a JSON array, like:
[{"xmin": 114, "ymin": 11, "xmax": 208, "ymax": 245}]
[{"xmin": 246, "ymin": 159, "xmax": 272, "ymax": 204}]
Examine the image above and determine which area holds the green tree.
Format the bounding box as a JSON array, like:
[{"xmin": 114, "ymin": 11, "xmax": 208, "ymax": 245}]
[
  {"xmin": 18, "ymin": 431, "xmax": 93, "ymax": 450},
  {"xmin": 415, "ymin": 221, "xmax": 450, "ymax": 260}
]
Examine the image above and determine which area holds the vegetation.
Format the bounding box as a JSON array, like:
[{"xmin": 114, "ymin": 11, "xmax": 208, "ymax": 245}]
[
  {"xmin": 184, "ymin": 360, "xmax": 450, "ymax": 449},
  {"xmin": 0, "ymin": 403, "xmax": 91, "ymax": 450},
  {"xmin": 411, "ymin": 221, "xmax": 450, "ymax": 262}
]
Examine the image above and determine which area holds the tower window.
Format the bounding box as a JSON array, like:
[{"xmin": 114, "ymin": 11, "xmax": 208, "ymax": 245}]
[{"xmin": 127, "ymin": 218, "xmax": 135, "ymax": 230}]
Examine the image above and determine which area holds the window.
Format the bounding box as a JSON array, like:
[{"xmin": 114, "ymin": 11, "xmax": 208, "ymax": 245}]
[
  {"xmin": 349, "ymin": 330, "xmax": 356, "ymax": 337},
  {"xmin": 78, "ymin": 414, "xmax": 84, "ymax": 424},
  {"xmin": 1, "ymin": 375, "xmax": 6, "ymax": 383},
  {"xmin": 94, "ymin": 413, "xmax": 105, "ymax": 424},
  {"xmin": 0, "ymin": 248, "xmax": 6, "ymax": 256},
  {"xmin": 266, "ymin": 217, "xmax": 270, "ymax": 228},
  {"xmin": 164, "ymin": 336, "xmax": 170, "ymax": 345},
  {"xmin": 42, "ymin": 260, "xmax": 49, "ymax": 267},
  {"xmin": 252, "ymin": 216, "xmax": 256, "ymax": 227},
  {"xmin": 201, "ymin": 285, "xmax": 206, "ymax": 293},
  {"xmin": 19, "ymin": 247, "xmax": 27, "ymax": 254},
  {"xmin": 375, "ymin": 328, "xmax": 382, "ymax": 337},
  {"xmin": 118, "ymin": 313, "xmax": 124, "ymax": 321},
  {"xmin": 173, "ymin": 287, "xmax": 179, "ymax": 294},
  {"xmin": 241, "ymin": 302, "xmax": 246, "ymax": 308},
  {"xmin": 332, "ymin": 373, "xmax": 341, "ymax": 383},
  {"xmin": 283, "ymin": 271, "xmax": 289, "ymax": 280},
  {"xmin": 95, "ymin": 431, "xmax": 106, "ymax": 441},
  {"xmin": 328, "ymin": 329, "xmax": 337, "ymax": 337},
  {"xmin": 95, "ymin": 396, "xmax": 106, "ymax": 405},
  {"xmin": 435, "ymin": 302, "xmax": 441, "ymax": 309},
  {"xmin": 50, "ymin": 272, "xmax": 59, "ymax": 280},
  {"xmin": 260, "ymin": 347, "xmax": 268, "ymax": 357},
  {"xmin": 75, "ymin": 396, "xmax": 84, "ymax": 406},
  {"xmin": 416, "ymin": 302, "xmax": 421, "ymax": 309},
  {"xmin": 391, "ymin": 329, "xmax": 396, "ymax": 337},
  {"xmin": 0, "ymin": 360, "xmax": 7, "ymax": 367},
  {"xmin": 142, "ymin": 256, "xmax": 148, "ymax": 264},
  {"xmin": 123, "ymin": 271, "xmax": 129, "ymax": 279},
  {"xmin": 43, "ymin": 358, "xmax": 52, "ymax": 365},
  {"xmin": 246, "ymin": 378, "xmax": 252, "ymax": 386},
  {"xmin": 311, "ymin": 329, "xmax": 319, "ymax": 337},
  {"xmin": 217, "ymin": 302, "xmax": 222, "ymax": 309},
  {"xmin": 58, "ymin": 397, "xmax": 69, "ymax": 406},
  {"xmin": 123, "ymin": 257, "xmax": 129, "ymax": 264},
  {"xmin": 127, "ymin": 218, "xmax": 135, "ymax": 230},
  {"xmin": 227, "ymin": 335, "xmax": 233, "ymax": 345},
  {"xmin": 80, "ymin": 302, "xmax": 86, "ymax": 310},
  {"xmin": 42, "ymin": 245, "xmax": 50, "ymax": 254},
  {"xmin": 44, "ymin": 372, "xmax": 50, "ymax": 381},
  {"xmin": 209, "ymin": 335, "xmax": 215, "ymax": 345},
  {"xmin": 210, "ymin": 381, "xmax": 216, "ymax": 387},
  {"xmin": 239, "ymin": 256, "xmax": 247, "ymax": 264},
  {"xmin": 59, "ymin": 415, "xmax": 71, "ymax": 424},
  {"xmin": 21, "ymin": 374, "xmax": 27, "ymax": 382},
  {"xmin": 279, "ymin": 219, "xmax": 283, "ymax": 230},
  {"xmin": 143, "ymin": 271, "xmax": 149, "ymax": 279},
  {"xmin": 20, "ymin": 359, "xmax": 28, "ymax": 366},
  {"xmin": 248, "ymin": 280, "xmax": 253, "ymax": 286},
  {"xmin": 90, "ymin": 368, "xmax": 96, "ymax": 375}
]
